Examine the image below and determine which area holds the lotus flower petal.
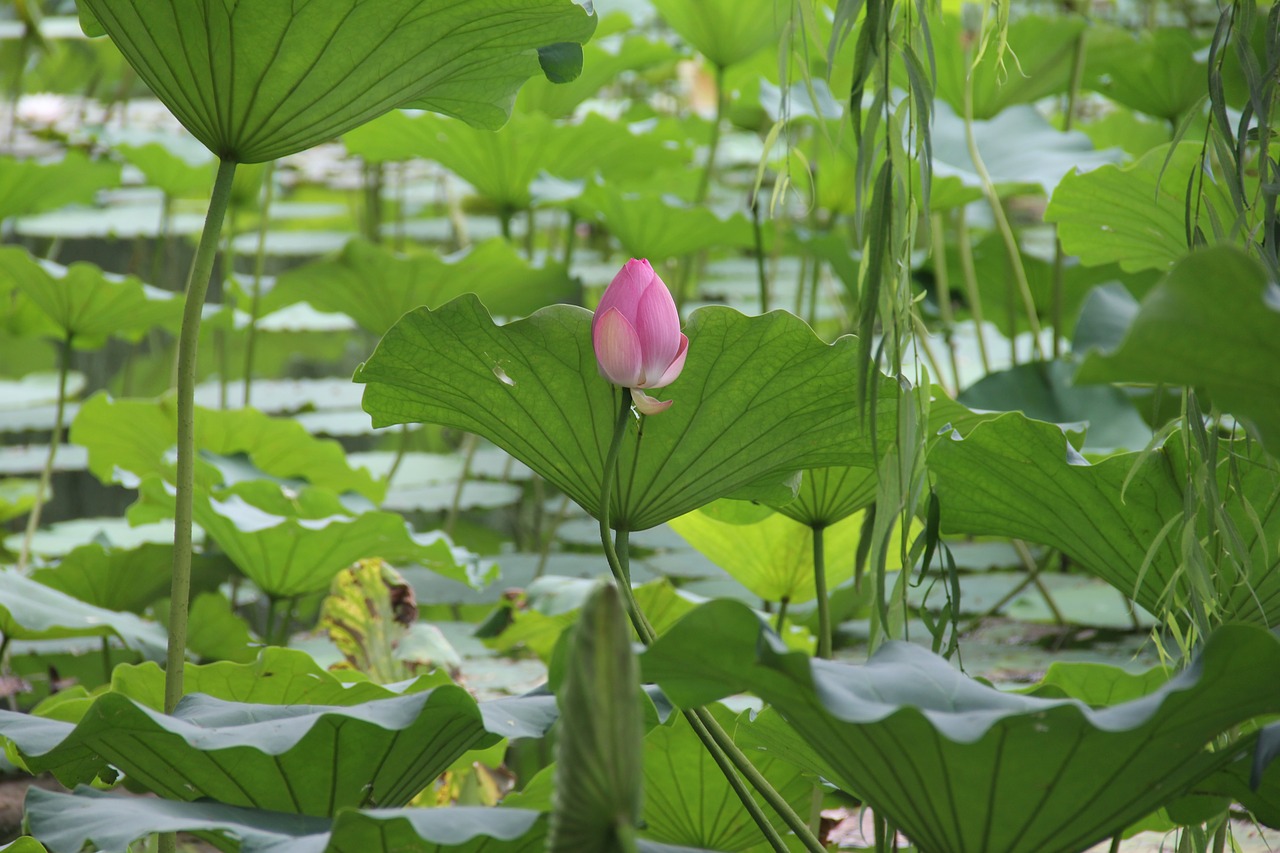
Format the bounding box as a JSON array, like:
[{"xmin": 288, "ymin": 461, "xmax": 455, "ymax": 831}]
[
  {"xmin": 592, "ymin": 307, "xmax": 643, "ymax": 387},
  {"xmin": 630, "ymin": 388, "xmax": 673, "ymax": 415}
]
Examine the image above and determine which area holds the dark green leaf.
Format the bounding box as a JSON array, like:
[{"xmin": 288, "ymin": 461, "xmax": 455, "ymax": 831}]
[{"xmin": 642, "ymin": 600, "xmax": 1280, "ymax": 853}]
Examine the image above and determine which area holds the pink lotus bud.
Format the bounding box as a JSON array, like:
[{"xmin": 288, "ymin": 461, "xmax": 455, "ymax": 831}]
[{"xmin": 591, "ymin": 259, "xmax": 689, "ymax": 415}]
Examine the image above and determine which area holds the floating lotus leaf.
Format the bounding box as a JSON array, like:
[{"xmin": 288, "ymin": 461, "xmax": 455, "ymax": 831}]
[
  {"xmin": 642, "ymin": 600, "xmax": 1280, "ymax": 853},
  {"xmin": 0, "ymin": 687, "xmax": 557, "ymax": 815}
]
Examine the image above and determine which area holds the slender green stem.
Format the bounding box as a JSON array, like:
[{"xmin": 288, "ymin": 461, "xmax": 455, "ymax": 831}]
[
  {"xmin": 385, "ymin": 424, "xmax": 412, "ymax": 486},
  {"xmin": 955, "ymin": 208, "xmax": 990, "ymax": 374},
  {"xmin": 1106, "ymin": 832, "xmax": 1122, "ymax": 853},
  {"xmin": 1051, "ymin": 18, "xmax": 1088, "ymax": 359},
  {"xmin": 812, "ymin": 523, "xmax": 831, "ymax": 659},
  {"xmin": 498, "ymin": 206, "xmax": 514, "ymax": 242},
  {"xmin": 962, "ymin": 58, "xmax": 1043, "ymax": 363},
  {"xmin": 694, "ymin": 64, "xmax": 727, "ymax": 205},
  {"xmin": 242, "ymin": 161, "xmax": 276, "ymax": 407},
  {"xmin": 675, "ymin": 64, "xmax": 728, "ymax": 309},
  {"xmin": 773, "ymin": 597, "xmax": 789, "ymax": 634},
  {"xmin": 562, "ymin": 211, "xmax": 579, "ymax": 271},
  {"xmin": 165, "ymin": 158, "xmax": 239, "ymax": 716},
  {"xmin": 534, "ymin": 494, "xmax": 573, "ymax": 579},
  {"xmin": 17, "ymin": 333, "xmax": 72, "ymax": 572},
  {"xmin": 929, "ymin": 212, "xmax": 960, "ymax": 395},
  {"xmin": 444, "ymin": 433, "xmax": 479, "ymax": 537},
  {"xmin": 597, "ymin": 392, "xmax": 826, "ymax": 853},
  {"xmin": 751, "ymin": 198, "xmax": 769, "ymax": 313}
]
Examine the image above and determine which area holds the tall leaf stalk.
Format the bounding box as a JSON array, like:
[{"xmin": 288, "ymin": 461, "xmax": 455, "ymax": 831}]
[
  {"xmin": 16, "ymin": 332, "xmax": 72, "ymax": 571},
  {"xmin": 598, "ymin": 392, "xmax": 826, "ymax": 853},
  {"xmin": 165, "ymin": 158, "xmax": 238, "ymax": 715}
]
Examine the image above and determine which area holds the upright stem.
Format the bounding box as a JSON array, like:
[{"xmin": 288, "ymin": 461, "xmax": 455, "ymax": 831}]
[
  {"xmin": 955, "ymin": 208, "xmax": 991, "ymax": 374},
  {"xmin": 676, "ymin": 64, "xmax": 728, "ymax": 308},
  {"xmin": 751, "ymin": 197, "xmax": 769, "ymax": 313},
  {"xmin": 165, "ymin": 158, "xmax": 238, "ymax": 716},
  {"xmin": 242, "ymin": 160, "xmax": 276, "ymax": 406},
  {"xmin": 694, "ymin": 65, "xmax": 727, "ymax": 205},
  {"xmin": 444, "ymin": 433, "xmax": 479, "ymax": 537},
  {"xmin": 812, "ymin": 523, "xmax": 831, "ymax": 659},
  {"xmin": 1051, "ymin": 19, "xmax": 1088, "ymax": 359},
  {"xmin": 597, "ymin": 392, "xmax": 826, "ymax": 853},
  {"xmin": 17, "ymin": 333, "xmax": 73, "ymax": 571},
  {"xmin": 962, "ymin": 61, "xmax": 1043, "ymax": 363}
]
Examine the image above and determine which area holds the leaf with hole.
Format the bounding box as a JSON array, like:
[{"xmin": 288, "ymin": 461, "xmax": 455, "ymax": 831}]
[
  {"xmin": 357, "ymin": 296, "xmax": 897, "ymax": 531},
  {"xmin": 78, "ymin": 0, "xmax": 596, "ymax": 162}
]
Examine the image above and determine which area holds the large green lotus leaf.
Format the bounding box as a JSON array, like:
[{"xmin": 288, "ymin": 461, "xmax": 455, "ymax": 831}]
[
  {"xmin": 927, "ymin": 12, "xmax": 1087, "ymax": 120},
  {"xmin": 641, "ymin": 705, "xmax": 814, "ymax": 852},
  {"xmin": 549, "ymin": 583, "xmax": 643, "ymax": 852},
  {"xmin": 26, "ymin": 786, "xmax": 549, "ymax": 853},
  {"xmin": 357, "ymin": 296, "xmax": 895, "ymax": 531},
  {"xmin": 642, "ymin": 599, "xmax": 1280, "ymax": 853},
  {"xmin": 266, "ymin": 238, "xmax": 575, "ymax": 336},
  {"xmin": 1017, "ymin": 661, "xmax": 1171, "ymax": 705},
  {"xmin": 0, "ymin": 248, "xmax": 182, "ymax": 346},
  {"xmin": 110, "ymin": 647, "xmax": 449, "ymax": 714},
  {"xmin": 1046, "ymin": 142, "xmax": 1238, "ymax": 273},
  {"xmin": 135, "ymin": 478, "xmax": 491, "ymax": 598},
  {"xmin": 771, "ymin": 466, "xmax": 877, "ymax": 527},
  {"xmin": 77, "ymin": 0, "xmax": 596, "ymax": 163},
  {"xmin": 1078, "ymin": 247, "xmax": 1280, "ymax": 455},
  {"xmin": 649, "ymin": 0, "xmax": 779, "ymax": 69},
  {"xmin": 345, "ymin": 111, "xmax": 684, "ymax": 207},
  {"xmin": 0, "ymin": 151, "xmax": 121, "ymax": 222},
  {"xmin": 1084, "ymin": 26, "xmax": 1206, "ymax": 122},
  {"xmin": 70, "ymin": 394, "xmax": 384, "ymax": 502},
  {"xmin": 0, "ymin": 687, "xmax": 557, "ymax": 814},
  {"xmin": 0, "ymin": 838, "xmax": 46, "ymax": 853},
  {"xmin": 107, "ymin": 131, "xmax": 217, "ymax": 198},
  {"xmin": 570, "ymin": 184, "xmax": 754, "ymax": 262},
  {"xmin": 28, "ymin": 541, "xmax": 220, "ymax": 614},
  {"xmin": 932, "ymin": 103, "xmax": 1122, "ymax": 197},
  {"xmin": 0, "ymin": 478, "xmax": 39, "ymax": 525},
  {"xmin": 0, "ymin": 570, "xmax": 167, "ymax": 660},
  {"xmin": 667, "ymin": 507, "xmax": 877, "ymax": 604},
  {"xmin": 1188, "ymin": 730, "xmax": 1280, "ymax": 829},
  {"xmin": 929, "ymin": 412, "xmax": 1280, "ymax": 627},
  {"xmin": 958, "ymin": 359, "xmax": 1153, "ymax": 454}
]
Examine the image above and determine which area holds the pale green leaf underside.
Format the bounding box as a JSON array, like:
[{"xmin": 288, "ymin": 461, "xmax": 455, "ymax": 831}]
[
  {"xmin": 356, "ymin": 296, "xmax": 896, "ymax": 531},
  {"xmin": 0, "ymin": 688, "xmax": 556, "ymax": 815},
  {"xmin": 1046, "ymin": 143, "xmax": 1237, "ymax": 273},
  {"xmin": 79, "ymin": 0, "xmax": 596, "ymax": 163},
  {"xmin": 643, "ymin": 600, "xmax": 1280, "ymax": 853},
  {"xmin": 27, "ymin": 786, "xmax": 548, "ymax": 853},
  {"xmin": 0, "ymin": 570, "xmax": 168, "ymax": 660}
]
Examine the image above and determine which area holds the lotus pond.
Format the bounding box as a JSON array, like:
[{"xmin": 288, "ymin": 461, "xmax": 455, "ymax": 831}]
[{"xmin": 0, "ymin": 1, "xmax": 1278, "ymax": 852}]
